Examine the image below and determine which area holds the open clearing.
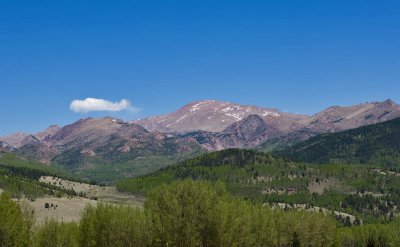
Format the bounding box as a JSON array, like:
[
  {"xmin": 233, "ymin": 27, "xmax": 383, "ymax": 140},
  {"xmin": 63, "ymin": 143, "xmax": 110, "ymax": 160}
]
[
  {"xmin": 10, "ymin": 177, "xmax": 145, "ymax": 224},
  {"xmin": 308, "ymin": 179, "xmax": 338, "ymax": 194},
  {"xmin": 40, "ymin": 176, "xmax": 144, "ymax": 206},
  {"xmin": 17, "ymin": 196, "xmax": 97, "ymax": 224}
]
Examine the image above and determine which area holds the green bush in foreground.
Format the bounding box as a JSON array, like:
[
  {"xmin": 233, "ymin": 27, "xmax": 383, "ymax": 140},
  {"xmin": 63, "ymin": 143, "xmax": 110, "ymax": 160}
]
[
  {"xmin": 79, "ymin": 203, "xmax": 150, "ymax": 247},
  {"xmin": 32, "ymin": 219, "xmax": 79, "ymax": 247},
  {"xmin": 0, "ymin": 193, "xmax": 32, "ymax": 247},
  {"xmin": 337, "ymin": 222, "xmax": 400, "ymax": 247},
  {"xmin": 145, "ymin": 180, "xmax": 338, "ymax": 246}
]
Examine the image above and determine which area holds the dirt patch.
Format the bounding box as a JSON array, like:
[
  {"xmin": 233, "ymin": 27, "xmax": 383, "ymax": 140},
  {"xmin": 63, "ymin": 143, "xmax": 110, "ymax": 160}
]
[
  {"xmin": 308, "ymin": 179, "xmax": 337, "ymax": 194},
  {"xmin": 255, "ymin": 176, "xmax": 273, "ymax": 182},
  {"xmin": 16, "ymin": 196, "xmax": 97, "ymax": 224},
  {"xmin": 10, "ymin": 177, "xmax": 145, "ymax": 224}
]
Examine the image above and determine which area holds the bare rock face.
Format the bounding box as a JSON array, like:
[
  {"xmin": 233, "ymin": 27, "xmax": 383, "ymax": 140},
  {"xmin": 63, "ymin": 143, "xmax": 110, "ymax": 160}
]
[
  {"xmin": 178, "ymin": 131, "xmax": 224, "ymax": 151},
  {"xmin": 0, "ymin": 125, "xmax": 61, "ymax": 148},
  {"xmin": 296, "ymin": 99, "xmax": 400, "ymax": 135},
  {"xmin": 133, "ymin": 100, "xmax": 306, "ymax": 133},
  {"xmin": 0, "ymin": 141, "xmax": 15, "ymax": 152},
  {"xmin": 0, "ymin": 132, "xmax": 30, "ymax": 148},
  {"xmin": 181, "ymin": 115, "xmax": 280, "ymax": 150},
  {"xmin": 259, "ymin": 99, "xmax": 400, "ymax": 150},
  {"xmin": 216, "ymin": 115, "xmax": 274, "ymax": 148},
  {"xmin": 34, "ymin": 125, "xmax": 61, "ymax": 142},
  {"xmin": 134, "ymin": 99, "xmax": 400, "ymax": 150}
]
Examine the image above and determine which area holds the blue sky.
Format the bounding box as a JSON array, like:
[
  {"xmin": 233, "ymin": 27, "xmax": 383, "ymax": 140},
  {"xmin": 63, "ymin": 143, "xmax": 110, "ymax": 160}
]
[{"xmin": 1, "ymin": 0, "xmax": 400, "ymax": 135}]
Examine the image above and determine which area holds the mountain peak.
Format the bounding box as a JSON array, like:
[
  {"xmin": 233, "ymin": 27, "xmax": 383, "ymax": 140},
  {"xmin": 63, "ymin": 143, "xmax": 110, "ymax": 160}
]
[
  {"xmin": 0, "ymin": 132, "xmax": 30, "ymax": 148},
  {"xmin": 215, "ymin": 114, "xmax": 274, "ymax": 148},
  {"xmin": 379, "ymin": 98, "xmax": 398, "ymax": 107},
  {"xmin": 222, "ymin": 114, "xmax": 268, "ymax": 138},
  {"xmin": 134, "ymin": 100, "xmax": 304, "ymax": 133}
]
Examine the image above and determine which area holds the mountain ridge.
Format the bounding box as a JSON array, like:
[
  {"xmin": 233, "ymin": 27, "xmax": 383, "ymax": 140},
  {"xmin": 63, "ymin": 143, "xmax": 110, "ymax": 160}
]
[
  {"xmin": 2, "ymin": 99, "xmax": 400, "ymax": 172},
  {"xmin": 133, "ymin": 99, "xmax": 307, "ymax": 133}
]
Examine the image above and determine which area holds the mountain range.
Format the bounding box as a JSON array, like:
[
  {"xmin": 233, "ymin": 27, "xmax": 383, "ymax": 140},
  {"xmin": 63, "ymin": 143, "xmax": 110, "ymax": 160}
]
[{"xmin": 1, "ymin": 99, "xmax": 399, "ymax": 171}]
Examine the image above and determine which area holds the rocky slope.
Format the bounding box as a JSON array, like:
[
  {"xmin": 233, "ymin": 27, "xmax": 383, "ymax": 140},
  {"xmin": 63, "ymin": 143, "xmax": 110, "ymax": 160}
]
[
  {"xmin": 259, "ymin": 99, "xmax": 400, "ymax": 150},
  {"xmin": 0, "ymin": 132, "xmax": 30, "ymax": 148},
  {"xmin": 16, "ymin": 117, "xmax": 204, "ymax": 169},
  {"xmin": 135, "ymin": 99, "xmax": 400, "ymax": 147},
  {"xmin": 181, "ymin": 115, "xmax": 278, "ymax": 150},
  {"xmin": 216, "ymin": 114, "xmax": 276, "ymax": 147},
  {"xmin": 133, "ymin": 100, "xmax": 306, "ymax": 133},
  {"xmin": 0, "ymin": 125, "xmax": 61, "ymax": 148},
  {"xmin": 0, "ymin": 141, "xmax": 15, "ymax": 152},
  {"xmin": 298, "ymin": 99, "xmax": 400, "ymax": 134}
]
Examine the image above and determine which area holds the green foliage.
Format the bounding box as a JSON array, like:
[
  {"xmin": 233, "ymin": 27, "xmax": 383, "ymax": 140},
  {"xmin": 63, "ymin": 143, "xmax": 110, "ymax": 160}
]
[
  {"xmin": 117, "ymin": 149, "xmax": 290, "ymax": 196},
  {"xmin": 0, "ymin": 153, "xmax": 70, "ymax": 178},
  {"xmin": 338, "ymin": 220, "xmax": 400, "ymax": 246},
  {"xmin": 0, "ymin": 153, "xmax": 78, "ymax": 199},
  {"xmin": 32, "ymin": 219, "xmax": 79, "ymax": 247},
  {"xmin": 76, "ymin": 155, "xmax": 179, "ymax": 184},
  {"xmin": 143, "ymin": 179, "xmax": 338, "ymax": 247},
  {"xmin": 145, "ymin": 180, "xmax": 226, "ymax": 246},
  {"xmin": 117, "ymin": 149, "xmax": 400, "ymax": 223},
  {"xmin": 3, "ymin": 179, "xmax": 400, "ymax": 246},
  {"xmin": 79, "ymin": 203, "xmax": 150, "ymax": 247},
  {"xmin": 279, "ymin": 117, "xmax": 400, "ymax": 166},
  {"xmin": 0, "ymin": 193, "xmax": 32, "ymax": 247},
  {"xmin": 117, "ymin": 172, "xmax": 174, "ymax": 195}
]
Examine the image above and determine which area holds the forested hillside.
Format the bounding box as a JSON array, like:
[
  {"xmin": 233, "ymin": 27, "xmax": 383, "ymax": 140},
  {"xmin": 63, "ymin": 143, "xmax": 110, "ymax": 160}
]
[
  {"xmin": 117, "ymin": 149, "xmax": 400, "ymax": 224},
  {"xmin": 0, "ymin": 153, "xmax": 79, "ymax": 199},
  {"xmin": 279, "ymin": 117, "xmax": 400, "ymax": 166}
]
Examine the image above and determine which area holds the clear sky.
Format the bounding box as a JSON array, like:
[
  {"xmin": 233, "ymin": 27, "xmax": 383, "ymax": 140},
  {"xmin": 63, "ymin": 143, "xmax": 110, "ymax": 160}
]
[{"xmin": 1, "ymin": 0, "xmax": 400, "ymax": 135}]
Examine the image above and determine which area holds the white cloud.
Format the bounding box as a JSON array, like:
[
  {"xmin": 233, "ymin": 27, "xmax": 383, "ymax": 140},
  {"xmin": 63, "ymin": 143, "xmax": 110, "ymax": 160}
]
[{"xmin": 70, "ymin": 98, "xmax": 138, "ymax": 113}]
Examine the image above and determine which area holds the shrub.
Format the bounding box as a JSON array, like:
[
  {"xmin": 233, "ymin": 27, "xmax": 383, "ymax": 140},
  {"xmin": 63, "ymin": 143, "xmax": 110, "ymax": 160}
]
[
  {"xmin": 0, "ymin": 193, "xmax": 31, "ymax": 247},
  {"xmin": 33, "ymin": 219, "xmax": 79, "ymax": 247}
]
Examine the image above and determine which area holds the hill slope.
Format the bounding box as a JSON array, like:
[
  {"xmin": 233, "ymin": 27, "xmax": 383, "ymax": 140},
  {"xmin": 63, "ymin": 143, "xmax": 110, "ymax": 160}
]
[
  {"xmin": 279, "ymin": 117, "xmax": 400, "ymax": 165},
  {"xmin": 0, "ymin": 153, "xmax": 78, "ymax": 199},
  {"xmin": 116, "ymin": 148, "xmax": 400, "ymax": 223},
  {"xmin": 16, "ymin": 117, "xmax": 205, "ymax": 170}
]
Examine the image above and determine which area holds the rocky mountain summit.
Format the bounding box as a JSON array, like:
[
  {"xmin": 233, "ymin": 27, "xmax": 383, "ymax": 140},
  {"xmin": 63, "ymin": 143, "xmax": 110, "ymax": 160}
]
[
  {"xmin": 134, "ymin": 99, "xmax": 400, "ymax": 139},
  {"xmin": 0, "ymin": 125, "xmax": 61, "ymax": 149},
  {"xmin": 133, "ymin": 100, "xmax": 306, "ymax": 133}
]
